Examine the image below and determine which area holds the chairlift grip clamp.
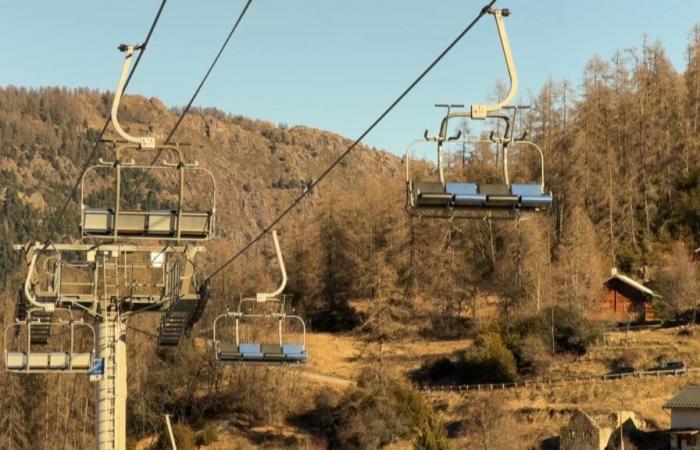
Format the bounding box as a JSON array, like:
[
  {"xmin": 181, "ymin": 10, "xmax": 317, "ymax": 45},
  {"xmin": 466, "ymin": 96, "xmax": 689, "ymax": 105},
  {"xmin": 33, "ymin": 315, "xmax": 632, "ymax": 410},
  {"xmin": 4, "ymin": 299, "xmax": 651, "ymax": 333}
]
[
  {"xmin": 487, "ymin": 8, "xmax": 510, "ymax": 17},
  {"xmin": 117, "ymin": 43, "xmax": 144, "ymax": 52}
]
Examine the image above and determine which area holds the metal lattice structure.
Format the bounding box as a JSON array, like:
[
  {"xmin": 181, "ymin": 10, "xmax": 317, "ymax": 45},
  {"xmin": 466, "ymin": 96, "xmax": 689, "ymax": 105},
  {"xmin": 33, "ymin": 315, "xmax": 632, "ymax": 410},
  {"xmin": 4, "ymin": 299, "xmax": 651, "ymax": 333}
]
[{"xmin": 6, "ymin": 44, "xmax": 213, "ymax": 450}]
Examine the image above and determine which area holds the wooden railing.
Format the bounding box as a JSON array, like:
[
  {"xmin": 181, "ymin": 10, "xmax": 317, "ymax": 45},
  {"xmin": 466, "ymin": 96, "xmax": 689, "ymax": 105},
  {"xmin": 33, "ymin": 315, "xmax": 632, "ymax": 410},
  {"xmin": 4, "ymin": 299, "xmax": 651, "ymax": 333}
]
[{"xmin": 418, "ymin": 367, "xmax": 700, "ymax": 393}]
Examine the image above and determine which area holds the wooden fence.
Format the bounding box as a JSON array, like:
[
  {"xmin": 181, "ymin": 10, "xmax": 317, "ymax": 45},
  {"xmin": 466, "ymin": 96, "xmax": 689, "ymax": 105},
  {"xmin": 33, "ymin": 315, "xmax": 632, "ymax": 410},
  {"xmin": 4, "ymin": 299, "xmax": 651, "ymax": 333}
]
[{"xmin": 418, "ymin": 367, "xmax": 700, "ymax": 393}]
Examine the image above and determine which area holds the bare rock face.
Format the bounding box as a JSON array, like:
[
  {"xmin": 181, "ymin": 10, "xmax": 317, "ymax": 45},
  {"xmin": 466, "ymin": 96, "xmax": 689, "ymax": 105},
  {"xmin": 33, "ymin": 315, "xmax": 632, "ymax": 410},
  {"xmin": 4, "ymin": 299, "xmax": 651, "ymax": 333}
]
[
  {"xmin": 0, "ymin": 85, "xmax": 403, "ymax": 252},
  {"xmin": 149, "ymin": 96, "xmax": 167, "ymax": 113}
]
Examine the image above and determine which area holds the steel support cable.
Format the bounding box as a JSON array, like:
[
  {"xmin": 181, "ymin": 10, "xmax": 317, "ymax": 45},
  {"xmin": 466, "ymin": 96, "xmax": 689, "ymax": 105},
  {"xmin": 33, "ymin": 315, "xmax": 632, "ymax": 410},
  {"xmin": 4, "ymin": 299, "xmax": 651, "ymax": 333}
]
[
  {"xmin": 44, "ymin": 0, "xmax": 168, "ymax": 242},
  {"xmin": 204, "ymin": 0, "xmax": 498, "ymax": 284},
  {"xmin": 140, "ymin": 0, "xmax": 253, "ymax": 178}
]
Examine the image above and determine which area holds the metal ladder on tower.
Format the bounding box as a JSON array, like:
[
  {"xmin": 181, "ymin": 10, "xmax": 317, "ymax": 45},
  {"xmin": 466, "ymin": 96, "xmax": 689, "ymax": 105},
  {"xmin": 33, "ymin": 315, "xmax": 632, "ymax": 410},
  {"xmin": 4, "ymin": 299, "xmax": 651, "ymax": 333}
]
[
  {"xmin": 97, "ymin": 318, "xmax": 118, "ymax": 448},
  {"xmin": 157, "ymin": 262, "xmax": 199, "ymax": 346},
  {"xmin": 96, "ymin": 252, "xmax": 121, "ymax": 448},
  {"xmin": 102, "ymin": 253, "xmax": 120, "ymax": 300}
]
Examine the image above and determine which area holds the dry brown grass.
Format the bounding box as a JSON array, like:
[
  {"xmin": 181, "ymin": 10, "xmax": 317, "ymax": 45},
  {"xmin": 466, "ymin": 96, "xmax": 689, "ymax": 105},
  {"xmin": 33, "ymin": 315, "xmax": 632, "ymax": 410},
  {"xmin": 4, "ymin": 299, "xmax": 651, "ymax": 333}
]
[
  {"xmin": 409, "ymin": 325, "xmax": 700, "ymax": 449},
  {"xmin": 178, "ymin": 313, "xmax": 700, "ymax": 449},
  {"xmin": 305, "ymin": 331, "xmax": 472, "ymax": 381}
]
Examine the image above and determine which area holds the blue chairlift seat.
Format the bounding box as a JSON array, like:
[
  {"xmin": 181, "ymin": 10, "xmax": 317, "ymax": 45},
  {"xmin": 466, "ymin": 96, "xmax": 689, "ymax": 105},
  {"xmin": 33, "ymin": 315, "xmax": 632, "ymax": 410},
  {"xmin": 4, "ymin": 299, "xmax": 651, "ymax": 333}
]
[
  {"xmin": 239, "ymin": 343, "xmax": 264, "ymax": 361},
  {"xmin": 446, "ymin": 182, "xmax": 486, "ymax": 207},
  {"xmin": 216, "ymin": 342, "xmax": 307, "ymax": 363},
  {"xmin": 511, "ymin": 184, "xmax": 553, "ymax": 209},
  {"xmin": 282, "ymin": 344, "xmax": 307, "ymax": 362}
]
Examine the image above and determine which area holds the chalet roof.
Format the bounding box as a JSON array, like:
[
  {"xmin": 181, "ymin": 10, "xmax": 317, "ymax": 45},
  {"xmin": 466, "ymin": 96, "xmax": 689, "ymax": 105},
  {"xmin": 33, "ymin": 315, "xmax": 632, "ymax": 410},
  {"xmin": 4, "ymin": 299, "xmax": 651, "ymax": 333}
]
[
  {"xmin": 604, "ymin": 268, "xmax": 659, "ymax": 298},
  {"xmin": 664, "ymin": 386, "xmax": 700, "ymax": 410}
]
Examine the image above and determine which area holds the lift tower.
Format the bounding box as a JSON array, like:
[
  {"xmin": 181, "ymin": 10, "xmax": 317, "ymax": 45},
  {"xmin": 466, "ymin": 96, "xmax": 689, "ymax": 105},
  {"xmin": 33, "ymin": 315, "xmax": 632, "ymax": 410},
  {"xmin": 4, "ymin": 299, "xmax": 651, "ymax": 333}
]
[{"xmin": 6, "ymin": 44, "xmax": 215, "ymax": 450}]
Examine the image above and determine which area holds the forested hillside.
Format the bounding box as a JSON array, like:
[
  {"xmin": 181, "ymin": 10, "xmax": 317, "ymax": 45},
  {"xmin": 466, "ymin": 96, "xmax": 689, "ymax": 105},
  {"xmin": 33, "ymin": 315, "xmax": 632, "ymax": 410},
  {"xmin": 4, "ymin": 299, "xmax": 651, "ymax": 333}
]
[{"xmin": 1, "ymin": 25, "xmax": 700, "ymax": 449}]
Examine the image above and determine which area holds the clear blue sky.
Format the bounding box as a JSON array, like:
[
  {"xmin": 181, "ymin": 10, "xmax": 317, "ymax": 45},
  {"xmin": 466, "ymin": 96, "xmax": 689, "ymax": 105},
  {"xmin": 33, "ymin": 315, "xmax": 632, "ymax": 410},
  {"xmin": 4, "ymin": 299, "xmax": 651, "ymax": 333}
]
[{"xmin": 0, "ymin": 1, "xmax": 697, "ymax": 157}]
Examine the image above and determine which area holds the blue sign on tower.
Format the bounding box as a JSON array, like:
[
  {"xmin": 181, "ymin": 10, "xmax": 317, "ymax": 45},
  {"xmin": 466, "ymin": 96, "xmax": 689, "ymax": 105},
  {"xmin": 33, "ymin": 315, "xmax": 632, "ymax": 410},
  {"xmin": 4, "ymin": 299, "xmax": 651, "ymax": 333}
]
[{"xmin": 89, "ymin": 357, "xmax": 104, "ymax": 382}]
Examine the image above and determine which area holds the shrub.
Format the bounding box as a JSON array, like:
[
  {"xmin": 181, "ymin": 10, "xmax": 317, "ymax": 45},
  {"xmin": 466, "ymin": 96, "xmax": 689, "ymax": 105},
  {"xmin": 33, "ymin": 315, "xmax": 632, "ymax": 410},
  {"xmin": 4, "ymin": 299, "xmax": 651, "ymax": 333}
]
[
  {"xmin": 413, "ymin": 412, "xmax": 449, "ymax": 450},
  {"xmin": 307, "ymin": 369, "xmax": 448, "ymax": 449},
  {"xmin": 412, "ymin": 333, "xmax": 518, "ymax": 385},
  {"xmin": 310, "ymin": 305, "xmax": 364, "ymax": 332},
  {"xmin": 149, "ymin": 422, "xmax": 196, "ymax": 450},
  {"xmin": 411, "ymin": 357, "xmax": 455, "ymax": 385},
  {"xmin": 506, "ymin": 306, "xmax": 602, "ymax": 357},
  {"xmin": 608, "ymin": 350, "xmax": 641, "ymax": 371},
  {"xmin": 510, "ymin": 335, "xmax": 552, "ymax": 376},
  {"xmin": 195, "ymin": 423, "xmax": 219, "ymax": 446},
  {"xmin": 422, "ymin": 313, "xmax": 476, "ymax": 340},
  {"xmin": 421, "ymin": 357, "xmax": 456, "ymax": 383},
  {"xmin": 455, "ymin": 332, "xmax": 518, "ymax": 384}
]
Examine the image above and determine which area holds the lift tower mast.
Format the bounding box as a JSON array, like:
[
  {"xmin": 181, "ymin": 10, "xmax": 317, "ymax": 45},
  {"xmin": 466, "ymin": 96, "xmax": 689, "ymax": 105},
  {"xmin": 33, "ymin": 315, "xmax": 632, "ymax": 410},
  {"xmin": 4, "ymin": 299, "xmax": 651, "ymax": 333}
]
[{"xmin": 6, "ymin": 43, "xmax": 215, "ymax": 450}]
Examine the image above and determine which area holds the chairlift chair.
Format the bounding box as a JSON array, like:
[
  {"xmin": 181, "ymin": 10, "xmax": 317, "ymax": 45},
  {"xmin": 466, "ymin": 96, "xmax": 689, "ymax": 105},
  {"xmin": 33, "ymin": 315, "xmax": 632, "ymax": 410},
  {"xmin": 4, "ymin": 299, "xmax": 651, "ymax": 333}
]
[
  {"xmin": 4, "ymin": 308, "xmax": 95, "ymax": 373},
  {"xmin": 214, "ymin": 297, "xmax": 307, "ymax": 364},
  {"xmin": 212, "ymin": 231, "xmax": 307, "ymax": 364},
  {"xmin": 405, "ymin": 108, "xmax": 552, "ymax": 219},
  {"xmin": 405, "ymin": 8, "xmax": 553, "ymax": 219},
  {"xmin": 80, "ymin": 44, "xmax": 216, "ymax": 242}
]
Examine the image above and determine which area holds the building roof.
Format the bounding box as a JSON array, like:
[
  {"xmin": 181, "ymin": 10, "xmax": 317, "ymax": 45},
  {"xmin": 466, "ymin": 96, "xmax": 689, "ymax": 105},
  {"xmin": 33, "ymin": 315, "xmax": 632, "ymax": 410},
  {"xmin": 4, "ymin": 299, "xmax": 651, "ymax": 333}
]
[
  {"xmin": 605, "ymin": 268, "xmax": 659, "ymax": 298},
  {"xmin": 665, "ymin": 387, "xmax": 700, "ymax": 409}
]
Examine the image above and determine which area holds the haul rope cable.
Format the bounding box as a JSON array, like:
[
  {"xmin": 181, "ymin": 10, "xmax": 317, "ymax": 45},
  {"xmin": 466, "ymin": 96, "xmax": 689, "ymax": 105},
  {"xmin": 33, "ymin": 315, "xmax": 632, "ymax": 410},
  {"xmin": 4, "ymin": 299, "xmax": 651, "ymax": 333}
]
[
  {"xmin": 138, "ymin": 0, "xmax": 254, "ymax": 181},
  {"xmin": 204, "ymin": 0, "xmax": 499, "ymax": 284}
]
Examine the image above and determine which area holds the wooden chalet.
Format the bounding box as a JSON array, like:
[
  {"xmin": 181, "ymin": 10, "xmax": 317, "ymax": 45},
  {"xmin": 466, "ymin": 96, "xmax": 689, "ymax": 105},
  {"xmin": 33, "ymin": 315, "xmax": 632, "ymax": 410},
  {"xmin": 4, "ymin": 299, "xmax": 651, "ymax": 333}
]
[{"xmin": 593, "ymin": 268, "xmax": 658, "ymax": 322}]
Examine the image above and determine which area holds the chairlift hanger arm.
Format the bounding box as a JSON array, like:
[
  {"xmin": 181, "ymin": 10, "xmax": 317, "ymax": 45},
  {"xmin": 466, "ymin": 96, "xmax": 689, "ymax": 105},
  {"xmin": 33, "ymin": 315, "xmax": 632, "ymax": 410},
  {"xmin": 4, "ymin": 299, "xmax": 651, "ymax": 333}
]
[
  {"xmin": 256, "ymin": 230, "xmax": 287, "ymax": 303},
  {"xmin": 111, "ymin": 45, "xmax": 156, "ymax": 149},
  {"xmin": 471, "ymin": 8, "xmax": 518, "ymax": 119},
  {"xmin": 18, "ymin": 242, "xmax": 55, "ymax": 312}
]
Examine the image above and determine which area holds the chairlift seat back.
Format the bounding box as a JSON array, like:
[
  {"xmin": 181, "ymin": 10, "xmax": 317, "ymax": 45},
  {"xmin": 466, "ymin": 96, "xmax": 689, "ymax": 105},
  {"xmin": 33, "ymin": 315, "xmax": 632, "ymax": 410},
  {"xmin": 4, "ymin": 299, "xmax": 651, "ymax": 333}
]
[
  {"xmin": 70, "ymin": 353, "xmax": 93, "ymax": 370},
  {"xmin": 239, "ymin": 343, "xmax": 264, "ymax": 360},
  {"xmin": 82, "ymin": 208, "xmax": 213, "ymax": 239},
  {"xmin": 282, "ymin": 344, "xmax": 307, "ymax": 362},
  {"xmin": 83, "ymin": 208, "xmax": 114, "ymax": 234},
  {"xmin": 26, "ymin": 352, "xmax": 70, "ymax": 370},
  {"xmin": 479, "ymin": 184, "xmax": 518, "ymax": 207},
  {"xmin": 180, "ymin": 212, "xmax": 210, "ymax": 237},
  {"xmin": 261, "ymin": 343, "xmax": 286, "ymax": 361},
  {"xmin": 447, "ymin": 182, "xmax": 486, "ymax": 207},
  {"xmin": 511, "ymin": 183, "xmax": 553, "ymax": 209},
  {"xmin": 6, "ymin": 351, "xmax": 27, "ymax": 370},
  {"xmin": 414, "ymin": 182, "xmax": 452, "ymax": 207},
  {"xmin": 116, "ymin": 211, "xmax": 149, "ymax": 234},
  {"xmin": 217, "ymin": 342, "xmax": 241, "ymax": 361},
  {"xmin": 147, "ymin": 210, "xmax": 176, "ymax": 235}
]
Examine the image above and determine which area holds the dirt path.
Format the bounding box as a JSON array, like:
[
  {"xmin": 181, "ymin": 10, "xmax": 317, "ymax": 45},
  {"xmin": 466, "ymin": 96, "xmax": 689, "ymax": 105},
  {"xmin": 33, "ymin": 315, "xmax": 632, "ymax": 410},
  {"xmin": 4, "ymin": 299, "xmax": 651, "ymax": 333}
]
[{"xmin": 300, "ymin": 371, "xmax": 355, "ymax": 388}]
